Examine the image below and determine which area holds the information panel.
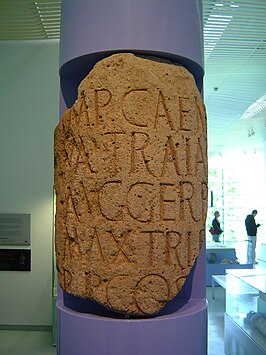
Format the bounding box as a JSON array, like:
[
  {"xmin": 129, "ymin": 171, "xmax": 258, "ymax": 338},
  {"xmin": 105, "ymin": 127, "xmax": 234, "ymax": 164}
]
[
  {"xmin": 0, "ymin": 249, "xmax": 31, "ymax": 271},
  {"xmin": 0, "ymin": 214, "xmax": 30, "ymax": 245}
]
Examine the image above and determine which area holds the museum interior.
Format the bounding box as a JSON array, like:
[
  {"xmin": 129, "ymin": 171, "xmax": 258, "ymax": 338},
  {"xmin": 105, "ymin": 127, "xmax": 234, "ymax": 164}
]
[{"xmin": 0, "ymin": 0, "xmax": 266, "ymax": 354}]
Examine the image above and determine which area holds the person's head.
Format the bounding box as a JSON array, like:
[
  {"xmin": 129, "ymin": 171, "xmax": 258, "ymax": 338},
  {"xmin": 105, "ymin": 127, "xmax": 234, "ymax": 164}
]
[
  {"xmin": 214, "ymin": 211, "xmax": 220, "ymax": 218},
  {"xmin": 252, "ymin": 210, "xmax": 258, "ymax": 217}
]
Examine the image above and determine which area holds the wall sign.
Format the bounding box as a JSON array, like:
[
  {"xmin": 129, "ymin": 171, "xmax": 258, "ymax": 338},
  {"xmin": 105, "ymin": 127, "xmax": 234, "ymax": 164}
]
[
  {"xmin": 0, "ymin": 249, "xmax": 31, "ymax": 271},
  {"xmin": 0, "ymin": 214, "xmax": 30, "ymax": 245}
]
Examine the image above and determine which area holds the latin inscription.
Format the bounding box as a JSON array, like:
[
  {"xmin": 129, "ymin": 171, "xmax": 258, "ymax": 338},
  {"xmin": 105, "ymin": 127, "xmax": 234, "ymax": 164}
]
[{"xmin": 54, "ymin": 54, "xmax": 207, "ymax": 315}]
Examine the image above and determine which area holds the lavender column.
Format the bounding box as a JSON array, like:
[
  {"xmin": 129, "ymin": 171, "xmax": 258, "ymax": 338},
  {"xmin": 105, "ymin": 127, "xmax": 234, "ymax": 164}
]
[{"xmin": 57, "ymin": 1, "xmax": 207, "ymax": 354}]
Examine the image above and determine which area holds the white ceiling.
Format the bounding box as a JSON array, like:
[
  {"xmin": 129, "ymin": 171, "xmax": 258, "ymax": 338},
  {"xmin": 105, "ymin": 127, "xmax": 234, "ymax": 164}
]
[
  {"xmin": 0, "ymin": 0, "xmax": 61, "ymax": 39},
  {"xmin": 203, "ymin": 0, "xmax": 266, "ymax": 156},
  {"xmin": 0, "ymin": 0, "xmax": 266, "ymax": 156}
]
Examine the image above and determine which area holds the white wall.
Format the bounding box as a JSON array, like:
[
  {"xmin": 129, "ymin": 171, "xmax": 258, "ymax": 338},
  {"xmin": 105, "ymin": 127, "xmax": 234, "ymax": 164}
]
[{"xmin": 0, "ymin": 40, "xmax": 59, "ymax": 325}]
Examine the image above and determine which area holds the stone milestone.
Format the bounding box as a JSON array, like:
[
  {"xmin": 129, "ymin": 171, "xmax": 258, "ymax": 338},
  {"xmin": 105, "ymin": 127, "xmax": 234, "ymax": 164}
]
[{"xmin": 54, "ymin": 53, "xmax": 207, "ymax": 315}]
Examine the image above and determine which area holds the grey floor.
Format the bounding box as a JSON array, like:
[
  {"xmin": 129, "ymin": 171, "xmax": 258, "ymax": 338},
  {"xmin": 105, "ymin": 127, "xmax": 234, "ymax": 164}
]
[
  {"xmin": 0, "ymin": 329, "xmax": 56, "ymax": 355},
  {"xmin": 207, "ymin": 286, "xmax": 226, "ymax": 355}
]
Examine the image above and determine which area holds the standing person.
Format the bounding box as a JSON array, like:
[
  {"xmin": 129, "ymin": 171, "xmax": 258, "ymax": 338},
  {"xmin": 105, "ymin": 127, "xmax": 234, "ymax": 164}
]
[
  {"xmin": 211, "ymin": 211, "xmax": 223, "ymax": 242},
  {"xmin": 245, "ymin": 210, "xmax": 261, "ymax": 264}
]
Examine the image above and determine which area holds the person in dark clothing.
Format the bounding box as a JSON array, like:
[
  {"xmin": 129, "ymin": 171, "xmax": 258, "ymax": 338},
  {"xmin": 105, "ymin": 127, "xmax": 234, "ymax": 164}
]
[
  {"xmin": 211, "ymin": 211, "xmax": 223, "ymax": 242},
  {"xmin": 245, "ymin": 210, "xmax": 261, "ymax": 264}
]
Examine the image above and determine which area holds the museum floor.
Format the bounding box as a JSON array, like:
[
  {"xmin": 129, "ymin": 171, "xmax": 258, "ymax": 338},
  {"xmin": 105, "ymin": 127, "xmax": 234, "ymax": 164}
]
[{"xmin": 0, "ymin": 262, "xmax": 265, "ymax": 355}]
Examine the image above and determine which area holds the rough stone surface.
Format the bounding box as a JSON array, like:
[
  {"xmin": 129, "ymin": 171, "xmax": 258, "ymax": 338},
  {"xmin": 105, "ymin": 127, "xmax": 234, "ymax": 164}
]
[{"xmin": 54, "ymin": 53, "xmax": 208, "ymax": 315}]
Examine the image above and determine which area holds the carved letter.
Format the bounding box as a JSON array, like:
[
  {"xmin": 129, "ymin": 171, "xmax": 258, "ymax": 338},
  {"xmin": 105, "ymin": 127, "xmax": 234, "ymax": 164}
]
[
  {"xmin": 130, "ymin": 132, "xmax": 154, "ymax": 176},
  {"xmin": 195, "ymin": 96, "xmax": 206, "ymax": 134},
  {"xmin": 161, "ymin": 137, "xmax": 179, "ymax": 177},
  {"xmin": 94, "ymin": 89, "xmax": 112, "ymax": 126},
  {"xmin": 122, "ymin": 89, "xmax": 148, "ymax": 127},
  {"xmin": 89, "ymin": 228, "xmax": 105, "ymax": 262},
  {"xmin": 107, "ymin": 230, "xmax": 131, "ymax": 264},
  {"xmin": 179, "ymin": 97, "xmax": 197, "ymax": 132},
  {"xmin": 104, "ymin": 132, "xmax": 126, "ymax": 173},
  {"xmin": 196, "ymin": 137, "xmax": 207, "ymax": 179},
  {"xmin": 159, "ymin": 183, "xmax": 177, "ymax": 221},
  {"xmin": 127, "ymin": 182, "xmax": 154, "ymax": 222},
  {"xmin": 165, "ymin": 231, "xmax": 182, "ymax": 266},
  {"xmin": 180, "ymin": 182, "xmax": 201, "ymax": 222},
  {"xmin": 154, "ymin": 91, "xmax": 174, "ymax": 130},
  {"xmin": 98, "ymin": 181, "xmax": 123, "ymax": 220}
]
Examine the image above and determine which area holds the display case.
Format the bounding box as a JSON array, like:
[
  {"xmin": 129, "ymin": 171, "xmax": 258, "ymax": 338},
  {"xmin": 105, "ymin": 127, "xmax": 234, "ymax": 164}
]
[
  {"xmin": 206, "ymin": 243, "xmax": 253, "ymax": 286},
  {"xmin": 225, "ymin": 269, "xmax": 266, "ymax": 355}
]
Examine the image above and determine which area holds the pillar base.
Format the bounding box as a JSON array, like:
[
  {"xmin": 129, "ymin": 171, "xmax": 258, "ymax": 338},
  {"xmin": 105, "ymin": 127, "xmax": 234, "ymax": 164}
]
[{"xmin": 57, "ymin": 298, "xmax": 207, "ymax": 355}]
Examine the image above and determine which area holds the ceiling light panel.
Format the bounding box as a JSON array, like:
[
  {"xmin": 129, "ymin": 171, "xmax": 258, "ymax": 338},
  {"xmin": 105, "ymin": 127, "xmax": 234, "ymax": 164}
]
[{"xmin": 0, "ymin": 0, "xmax": 61, "ymax": 40}]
